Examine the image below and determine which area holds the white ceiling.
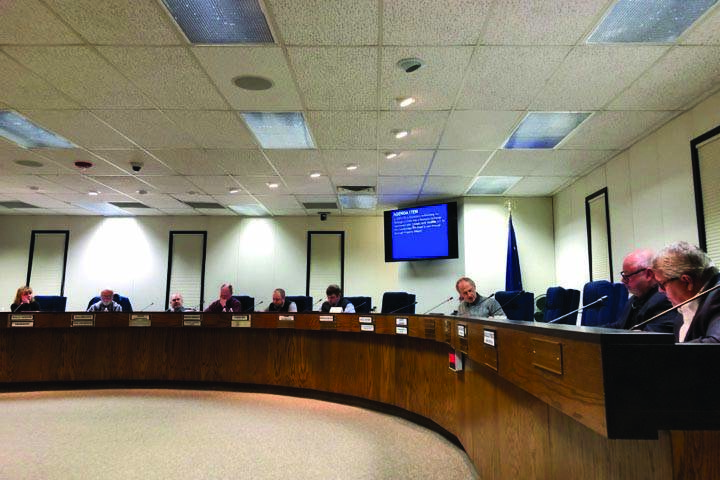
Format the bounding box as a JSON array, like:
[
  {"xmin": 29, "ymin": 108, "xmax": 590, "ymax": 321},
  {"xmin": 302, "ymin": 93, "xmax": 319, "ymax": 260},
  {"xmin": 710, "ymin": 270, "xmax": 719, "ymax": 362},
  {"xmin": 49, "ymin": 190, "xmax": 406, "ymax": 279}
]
[{"xmin": 0, "ymin": 0, "xmax": 719, "ymax": 217}]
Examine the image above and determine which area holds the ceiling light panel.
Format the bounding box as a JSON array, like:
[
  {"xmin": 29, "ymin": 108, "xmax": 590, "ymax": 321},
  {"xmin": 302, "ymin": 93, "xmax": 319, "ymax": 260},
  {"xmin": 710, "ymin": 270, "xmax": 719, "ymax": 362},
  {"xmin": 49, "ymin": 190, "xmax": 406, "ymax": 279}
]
[
  {"xmin": 587, "ymin": 0, "xmax": 718, "ymax": 44},
  {"xmin": 467, "ymin": 176, "xmax": 522, "ymax": 195},
  {"xmin": 0, "ymin": 111, "xmax": 75, "ymax": 148},
  {"xmin": 241, "ymin": 112, "xmax": 315, "ymax": 149},
  {"xmin": 504, "ymin": 112, "xmax": 591, "ymax": 149},
  {"xmin": 339, "ymin": 194, "xmax": 377, "ymax": 210},
  {"xmin": 161, "ymin": 0, "xmax": 274, "ymax": 44}
]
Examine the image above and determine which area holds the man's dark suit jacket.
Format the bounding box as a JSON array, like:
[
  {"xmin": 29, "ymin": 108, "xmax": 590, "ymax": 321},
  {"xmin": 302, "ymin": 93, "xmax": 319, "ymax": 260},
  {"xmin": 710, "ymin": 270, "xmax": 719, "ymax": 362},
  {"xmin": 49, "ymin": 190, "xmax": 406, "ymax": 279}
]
[
  {"xmin": 680, "ymin": 272, "xmax": 720, "ymax": 343},
  {"xmin": 606, "ymin": 286, "xmax": 678, "ymax": 333}
]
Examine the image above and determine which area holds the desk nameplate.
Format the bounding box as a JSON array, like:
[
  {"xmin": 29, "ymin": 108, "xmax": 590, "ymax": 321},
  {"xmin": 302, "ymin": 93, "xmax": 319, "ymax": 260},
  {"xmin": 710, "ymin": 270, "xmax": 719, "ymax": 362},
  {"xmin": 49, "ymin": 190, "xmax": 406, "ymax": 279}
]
[
  {"xmin": 72, "ymin": 314, "xmax": 95, "ymax": 327},
  {"xmin": 231, "ymin": 315, "xmax": 251, "ymax": 328},
  {"xmin": 129, "ymin": 314, "xmax": 150, "ymax": 327},
  {"xmin": 9, "ymin": 314, "xmax": 33, "ymax": 327},
  {"xmin": 395, "ymin": 317, "xmax": 408, "ymax": 326},
  {"xmin": 361, "ymin": 324, "xmax": 375, "ymax": 332},
  {"xmin": 319, "ymin": 315, "xmax": 334, "ymax": 322},
  {"xmin": 531, "ymin": 338, "xmax": 563, "ymax": 375},
  {"xmin": 183, "ymin": 314, "xmax": 202, "ymax": 327},
  {"xmin": 358, "ymin": 316, "xmax": 373, "ymax": 324},
  {"xmin": 396, "ymin": 326, "xmax": 408, "ymax": 335}
]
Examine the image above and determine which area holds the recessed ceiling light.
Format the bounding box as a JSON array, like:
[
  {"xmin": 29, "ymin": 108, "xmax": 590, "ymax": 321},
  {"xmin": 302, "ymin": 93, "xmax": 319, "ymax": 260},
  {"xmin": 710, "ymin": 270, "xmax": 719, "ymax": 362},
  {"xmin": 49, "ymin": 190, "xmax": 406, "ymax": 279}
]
[
  {"xmin": 396, "ymin": 57, "xmax": 424, "ymax": 73},
  {"xmin": 0, "ymin": 111, "xmax": 75, "ymax": 149},
  {"xmin": 14, "ymin": 159, "xmax": 44, "ymax": 168},
  {"xmin": 504, "ymin": 112, "xmax": 591, "ymax": 149},
  {"xmin": 310, "ymin": 172, "xmax": 321, "ymax": 178},
  {"xmin": 88, "ymin": 190, "xmax": 100, "ymax": 196},
  {"xmin": 241, "ymin": 112, "xmax": 315, "ymax": 149},
  {"xmin": 267, "ymin": 182, "xmax": 279, "ymax": 189},
  {"xmin": 74, "ymin": 160, "xmax": 93, "ymax": 170},
  {"xmin": 187, "ymin": 191, "xmax": 198, "ymax": 195},
  {"xmin": 346, "ymin": 164, "xmax": 358, "ymax": 171},
  {"xmin": 233, "ymin": 75, "xmax": 274, "ymax": 91},
  {"xmin": 136, "ymin": 189, "xmax": 148, "ymax": 195},
  {"xmin": 28, "ymin": 185, "xmax": 40, "ymax": 191},
  {"xmin": 397, "ymin": 97, "xmax": 416, "ymax": 108},
  {"xmin": 385, "ymin": 152, "xmax": 399, "ymax": 160},
  {"xmin": 228, "ymin": 188, "xmax": 240, "ymax": 194},
  {"xmin": 393, "ymin": 129, "xmax": 409, "ymax": 139}
]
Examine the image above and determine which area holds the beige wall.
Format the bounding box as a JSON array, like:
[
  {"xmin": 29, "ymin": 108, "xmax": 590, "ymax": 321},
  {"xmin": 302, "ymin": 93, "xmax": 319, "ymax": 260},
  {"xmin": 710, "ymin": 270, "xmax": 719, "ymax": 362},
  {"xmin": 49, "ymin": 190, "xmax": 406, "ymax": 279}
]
[
  {"xmin": 0, "ymin": 197, "xmax": 556, "ymax": 313},
  {"xmin": 554, "ymin": 90, "xmax": 720, "ymax": 291}
]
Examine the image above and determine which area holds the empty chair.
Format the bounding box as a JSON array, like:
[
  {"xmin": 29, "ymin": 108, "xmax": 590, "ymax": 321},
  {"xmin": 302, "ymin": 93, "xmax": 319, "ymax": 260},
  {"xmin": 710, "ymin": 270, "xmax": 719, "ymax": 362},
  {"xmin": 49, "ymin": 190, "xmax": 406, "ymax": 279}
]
[
  {"xmin": 232, "ymin": 295, "xmax": 255, "ymax": 312},
  {"xmin": 381, "ymin": 292, "xmax": 416, "ymax": 314},
  {"xmin": 285, "ymin": 295, "xmax": 313, "ymax": 312},
  {"xmin": 33, "ymin": 295, "xmax": 67, "ymax": 312},
  {"xmin": 580, "ymin": 281, "xmax": 618, "ymax": 327},
  {"xmin": 87, "ymin": 294, "xmax": 133, "ymax": 312},
  {"xmin": 344, "ymin": 296, "xmax": 372, "ymax": 314},
  {"xmin": 494, "ymin": 290, "xmax": 534, "ymax": 321},
  {"xmin": 542, "ymin": 287, "xmax": 581, "ymax": 324}
]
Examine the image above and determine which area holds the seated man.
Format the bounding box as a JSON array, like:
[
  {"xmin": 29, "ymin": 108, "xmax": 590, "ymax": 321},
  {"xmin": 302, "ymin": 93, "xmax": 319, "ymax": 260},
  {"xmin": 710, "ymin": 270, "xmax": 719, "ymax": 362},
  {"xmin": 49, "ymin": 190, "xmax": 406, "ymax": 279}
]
[
  {"xmin": 455, "ymin": 277, "xmax": 505, "ymax": 318},
  {"xmin": 266, "ymin": 288, "xmax": 297, "ymax": 313},
  {"xmin": 88, "ymin": 289, "xmax": 123, "ymax": 312},
  {"xmin": 605, "ymin": 249, "xmax": 678, "ymax": 332},
  {"xmin": 320, "ymin": 284, "xmax": 355, "ymax": 313},
  {"xmin": 167, "ymin": 293, "xmax": 194, "ymax": 312},
  {"xmin": 652, "ymin": 241, "xmax": 720, "ymax": 343},
  {"xmin": 204, "ymin": 283, "xmax": 242, "ymax": 313}
]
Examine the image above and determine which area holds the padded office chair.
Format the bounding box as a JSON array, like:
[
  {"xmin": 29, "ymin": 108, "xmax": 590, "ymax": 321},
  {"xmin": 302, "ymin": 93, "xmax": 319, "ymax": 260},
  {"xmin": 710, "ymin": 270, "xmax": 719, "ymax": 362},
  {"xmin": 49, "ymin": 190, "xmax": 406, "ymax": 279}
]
[
  {"xmin": 34, "ymin": 295, "xmax": 67, "ymax": 312},
  {"xmin": 232, "ymin": 295, "xmax": 255, "ymax": 312},
  {"xmin": 494, "ymin": 290, "xmax": 534, "ymax": 321},
  {"xmin": 87, "ymin": 294, "xmax": 133, "ymax": 312},
  {"xmin": 542, "ymin": 287, "xmax": 580, "ymax": 324},
  {"xmin": 580, "ymin": 281, "xmax": 617, "ymax": 326},
  {"xmin": 285, "ymin": 295, "xmax": 313, "ymax": 312},
  {"xmin": 381, "ymin": 292, "xmax": 416, "ymax": 314},
  {"xmin": 613, "ymin": 283, "xmax": 629, "ymax": 319},
  {"xmin": 344, "ymin": 296, "xmax": 372, "ymax": 314},
  {"xmin": 534, "ymin": 294, "xmax": 547, "ymax": 322}
]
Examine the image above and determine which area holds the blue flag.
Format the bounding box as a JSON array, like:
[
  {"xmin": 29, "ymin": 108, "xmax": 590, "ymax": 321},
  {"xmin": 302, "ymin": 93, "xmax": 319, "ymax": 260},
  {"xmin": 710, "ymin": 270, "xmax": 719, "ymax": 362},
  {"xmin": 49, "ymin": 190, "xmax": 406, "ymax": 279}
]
[{"xmin": 505, "ymin": 214, "xmax": 523, "ymax": 291}]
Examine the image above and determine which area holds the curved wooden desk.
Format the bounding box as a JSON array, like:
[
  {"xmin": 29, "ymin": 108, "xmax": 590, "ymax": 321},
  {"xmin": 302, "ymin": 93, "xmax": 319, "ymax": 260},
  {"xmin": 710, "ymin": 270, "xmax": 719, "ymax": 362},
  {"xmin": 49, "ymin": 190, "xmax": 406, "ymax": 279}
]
[{"xmin": 2, "ymin": 312, "xmax": 718, "ymax": 479}]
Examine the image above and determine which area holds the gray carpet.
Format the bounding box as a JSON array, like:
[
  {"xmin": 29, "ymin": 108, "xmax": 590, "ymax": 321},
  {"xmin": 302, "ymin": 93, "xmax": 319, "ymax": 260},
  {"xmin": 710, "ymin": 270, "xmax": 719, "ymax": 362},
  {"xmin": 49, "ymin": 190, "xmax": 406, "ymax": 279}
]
[{"xmin": 0, "ymin": 389, "xmax": 478, "ymax": 479}]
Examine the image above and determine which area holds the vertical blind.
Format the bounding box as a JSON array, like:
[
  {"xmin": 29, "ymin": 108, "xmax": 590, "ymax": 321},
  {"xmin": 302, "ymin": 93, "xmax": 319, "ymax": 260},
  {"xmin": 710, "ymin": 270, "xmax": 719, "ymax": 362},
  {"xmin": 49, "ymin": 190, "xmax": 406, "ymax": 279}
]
[
  {"xmin": 28, "ymin": 233, "xmax": 67, "ymax": 295},
  {"xmin": 588, "ymin": 195, "xmax": 611, "ymax": 281},
  {"xmin": 168, "ymin": 233, "xmax": 205, "ymax": 310},
  {"xmin": 699, "ymin": 134, "xmax": 720, "ymax": 261},
  {"xmin": 308, "ymin": 233, "xmax": 343, "ymax": 303}
]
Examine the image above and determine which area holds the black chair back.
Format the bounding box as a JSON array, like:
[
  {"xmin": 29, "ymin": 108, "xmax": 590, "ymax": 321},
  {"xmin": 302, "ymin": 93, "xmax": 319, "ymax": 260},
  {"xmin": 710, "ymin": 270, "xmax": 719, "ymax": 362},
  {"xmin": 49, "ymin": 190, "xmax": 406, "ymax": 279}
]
[
  {"xmin": 381, "ymin": 292, "xmax": 416, "ymax": 314},
  {"xmin": 232, "ymin": 295, "xmax": 255, "ymax": 312},
  {"xmin": 286, "ymin": 295, "xmax": 313, "ymax": 312},
  {"xmin": 34, "ymin": 295, "xmax": 67, "ymax": 312},
  {"xmin": 344, "ymin": 296, "xmax": 372, "ymax": 314}
]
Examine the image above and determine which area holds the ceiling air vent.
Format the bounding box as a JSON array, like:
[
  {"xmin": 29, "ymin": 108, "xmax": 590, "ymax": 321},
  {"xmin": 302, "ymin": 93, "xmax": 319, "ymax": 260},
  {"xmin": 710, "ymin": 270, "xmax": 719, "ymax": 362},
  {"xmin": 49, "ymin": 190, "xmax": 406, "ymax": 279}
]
[
  {"xmin": 110, "ymin": 202, "xmax": 150, "ymax": 209},
  {"xmin": 0, "ymin": 201, "xmax": 39, "ymax": 208},
  {"xmin": 184, "ymin": 202, "xmax": 226, "ymax": 209},
  {"xmin": 303, "ymin": 202, "xmax": 338, "ymax": 210}
]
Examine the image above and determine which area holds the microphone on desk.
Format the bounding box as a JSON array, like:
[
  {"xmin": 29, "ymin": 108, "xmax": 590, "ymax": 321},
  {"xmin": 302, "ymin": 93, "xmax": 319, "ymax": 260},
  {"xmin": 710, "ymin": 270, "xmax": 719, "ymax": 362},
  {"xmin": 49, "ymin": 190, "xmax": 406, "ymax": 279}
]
[
  {"xmin": 243, "ymin": 300, "xmax": 263, "ymax": 312},
  {"xmin": 353, "ymin": 301, "xmax": 367, "ymax": 311},
  {"xmin": 12, "ymin": 302, "xmax": 27, "ymax": 313},
  {"xmin": 547, "ymin": 295, "xmax": 607, "ymax": 324},
  {"xmin": 630, "ymin": 282, "xmax": 720, "ymax": 331},
  {"xmin": 137, "ymin": 302, "xmax": 154, "ymax": 312},
  {"xmin": 387, "ymin": 301, "xmax": 418, "ymax": 315},
  {"xmin": 490, "ymin": 291, "xmax": 524, "ymax": 317},
  {"xmin": 422, "ymin": 296, "xmax": 454, "ymax": 315}
]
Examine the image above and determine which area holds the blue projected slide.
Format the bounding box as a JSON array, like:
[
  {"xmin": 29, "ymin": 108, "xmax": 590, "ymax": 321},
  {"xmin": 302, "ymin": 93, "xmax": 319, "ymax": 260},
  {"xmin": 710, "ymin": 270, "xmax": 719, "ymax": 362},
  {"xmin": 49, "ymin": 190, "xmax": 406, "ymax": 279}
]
[{"xmin": 391, "ymin": 204, "xmax": 449, "ymax": 259}]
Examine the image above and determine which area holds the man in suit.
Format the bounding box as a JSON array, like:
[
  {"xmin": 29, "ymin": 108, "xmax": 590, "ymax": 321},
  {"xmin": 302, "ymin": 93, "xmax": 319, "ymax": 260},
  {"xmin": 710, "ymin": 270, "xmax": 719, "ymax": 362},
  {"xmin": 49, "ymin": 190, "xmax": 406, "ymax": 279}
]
[
  {"xmin": 87, "ymin": 289, "xmax": 123, "ymax": 312},
  {"xmin": 653, "ymin": 241, "xmax": 720, "ymax": 343},
  {"xmin": 605, "ymin": 249, "xmax": 678, "ymax": 332}
]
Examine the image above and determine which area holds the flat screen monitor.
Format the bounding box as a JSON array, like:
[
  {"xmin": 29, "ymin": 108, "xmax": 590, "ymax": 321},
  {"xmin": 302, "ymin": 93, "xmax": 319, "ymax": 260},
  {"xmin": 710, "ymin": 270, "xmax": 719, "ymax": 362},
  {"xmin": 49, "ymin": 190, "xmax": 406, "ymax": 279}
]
[{"xmin": 384, "ymin": 202, "xmax": 459, "ymax": 262}]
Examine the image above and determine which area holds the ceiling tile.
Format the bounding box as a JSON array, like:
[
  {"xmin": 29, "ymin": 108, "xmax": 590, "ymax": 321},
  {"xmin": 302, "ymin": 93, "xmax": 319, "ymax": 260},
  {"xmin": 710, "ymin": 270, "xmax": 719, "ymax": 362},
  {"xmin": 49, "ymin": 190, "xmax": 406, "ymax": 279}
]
[
  {"xmin": 37, "ymin": 149, "xmax": 127, "ymax": 175},
  {"xmin": 20, "ymin": 110, "xmax": 135, "ymax": 149},
  {"xmin": 208, "ymin": 149, "xmax": 275, "ymax": 176},
  {"xmin": 379, "ymin": 150, "xmax": 433, "ymax": 176},
  {"xmin": 265, "ymin": 150, "xmax": 324, "ymax": 175},
  {"xmin": 378, "ymin": 111, "xmax": 449, "ymax": 148},
  {"xmin": 481, "ymin": 149, "xmax": 617, "ymax": 177},
  {"xmin": 186, "ymin": 176, "xmax": 246, "ymax": 195},
  {"xmin": 254, "ymin": 195, "xmax": 302, "ymax": 209},
  {"xmin": 52, "ymin": 208, "xmax": 100, "ymax": 215},
  {"xmin": 45, "ymin": 0, "xmax": 184, "ymax": 45},
  {"xmin": 0, "ymin": 148, "xmax": 66, "ymax": 175},
  {"xmin": 163, "ymin": 111, "xmax": 257, "ymax": 148},
  {"xmin": 682, "ymin": 6, "xmax": 720, "ymax": 45},
  {"xmin": 137, "ymin": 176, "xmax": 199, "ymax": 194},
  {"xmin": 378, "ymin": 194, "xmax": 418, "ymax": 207},
  {"xmin": 160, "ymin": 209, "xmax": 200, "ymax": 216},
  {"xmin": 2, "ymin": 193, "xmax": 70, "ymax": 209},
  {"xmin": 456, "ymin": 46, "xmax": 570, "ymax": 110},
  {"xmin": 322, "ymin": 150, "xmax": 378, "ymax": 176},
  {"xmin": 211, "ymin": 194, "xmax": 258, "ymax": 206},
  {"xmin": 88, "ymin": 176, "xmax": 159, "ymax": 195},
  {"xmin": 421, "ymin": 176, "xmax": 473, "ymax": 195},
  {"xmin": 237, "ymin": 176, "xmax": 288, "ymax": 195},
  {"xmin": 295, "ymin": 194, "xmax": 339, "ymax": 209},
  {"xmin": 3, "ymin": 175, "xmax": 82, "ymax": 194},
  {"xmin": 94, "ymin": 110, "xmax": 198, "ymax": 148},
  {"xmin": 441, "ymin": 110, "xmax": 523, "ymax": 149},
  {"xmin": 306, "ymin": 111, "xmax": 377, "ymax": 148},
  {"xmin": 193, "ymin": 46, "xmax": 302, "ymax": 110},
  {"xmin": 120, "ymin": 208, "xmax": 165, "ymax": 216},
  {"xmin": 0, "ymin": 52, "xmax": 77, "ymax": 109},
  {"xmin": 561, "ymin": 111, "xmax": 678, "ymax": 150},
  {"xmin": 4, "ymin": 46, "xmax": 153, "ymax": 108},
  {"xmin": 267, "ymin": 0, "xmax": 378, "ymax": 45},
  {"xmin": 505, "ymin": 176, "xmax": 574, "ymax": 196},
  {"xmin": 383, "ymin": 0, "xmax": 493, "ymax": 45},
  {"xmin": 430, "ymin": 150, "xmax": 493, "ymax": 176},
  {"xmin": 0, "ymin": 0, "xmax": 82, "ymax": 44},
  {"xmin": 171, "ymin": 193, "xmax": 215, "ymax": 203},
  {"xmin": 98, "ymin": 47, "xmax": 227, "ymax": 109},
  {"xmin": 91, "ymin": 149, "xmax": 176, "ymax": 176},
  {"xmin": 132, "ymin": 194, "xmax": 190, "ymax": 209},
  {"xmin": 284, "ymin": 175, "xmax": 335, "ymax": 194},
  {"xmin": 380, "ymin": 47, "xmax": 473, "ymax": 110},
  {"xmin": 532, "ymin": 46, "xmax": 669, "ymax": 110},
  {"xmin": 287, "ymin": 47, "xmax": 377, "ymax": 109},
  {"xmin": 330, "ymin": 175, "xmax": 377, "ymax": 187},
  {"xmin": 267, "ymin": 208, "xmax": 307, "ymax": 216},
  {"xmin": 482, "ymin": 0, "xmax": 610, "ymax": 45},
  {"xmin": 609, "ymin": 47, "xmax": 720, "ymax": 110},
  {"xmin": 39, "ymin": 180, "xmax": 127, "ymax": 197},
  {"xmin": 378, "ymin": 176, "xmax": 424, "ymax": 195},
  {"xmin": 196, "ymin": 208, "xmax": 237, "ymax": 216}
]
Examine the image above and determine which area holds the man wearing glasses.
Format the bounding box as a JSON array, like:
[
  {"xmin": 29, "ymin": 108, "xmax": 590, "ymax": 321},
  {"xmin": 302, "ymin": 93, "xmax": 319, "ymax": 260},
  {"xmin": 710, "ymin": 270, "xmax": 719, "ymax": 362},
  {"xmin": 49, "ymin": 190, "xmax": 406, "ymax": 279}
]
[
  {"xmin": 652, "ymin": 242, "xmax": 720, "ymax": 343},
  {"xmin": 606, "ymin": 249, "xmax": 677, "ymax": 332}
]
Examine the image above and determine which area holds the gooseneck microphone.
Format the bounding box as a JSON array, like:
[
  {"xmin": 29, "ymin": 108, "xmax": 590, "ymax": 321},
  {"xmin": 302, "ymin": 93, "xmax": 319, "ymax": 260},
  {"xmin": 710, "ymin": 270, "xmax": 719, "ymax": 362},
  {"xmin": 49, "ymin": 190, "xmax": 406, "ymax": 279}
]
[
  {"xmin": 547, "ymin": 295, "xmax": 607, "ymax": 324},
  {"xmin": 244, "ymin": 300, "xmax": 263, "ymax": 312},
  {"xmin": 12, "ymin": 302, "xmax": 27, "ymax": 313},
  {"xmin": 422, "ymin": 296, "xmax": 454, "ymax": 315},
  {"xmin": 631, "ymin": 282, "xmax": 720, "ymax": 330},
  {"xmin": 138, "ymin": 302, "xmax": 154, "ymax": 311},
  {"xmin": 352, "ymin": 301, "xmax": 367, "ymax": 311},
  {"xmin": 387, "ymin": 301, "xmax": 418, "ymax": 315},
  {"xmin": 490, "ymin": 291, "xmax": 524, "ymax": 316}
]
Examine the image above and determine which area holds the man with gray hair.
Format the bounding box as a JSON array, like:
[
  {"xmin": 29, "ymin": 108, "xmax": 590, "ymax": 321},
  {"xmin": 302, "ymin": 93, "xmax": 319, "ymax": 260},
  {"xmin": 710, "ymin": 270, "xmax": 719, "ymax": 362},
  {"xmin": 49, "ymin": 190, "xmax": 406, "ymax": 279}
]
[
  {"xmin": 652, "ymin": 241, "xmax": 720, "ymax": 343},
  {"xmin": 605, "ymin": 248, "xmax": 678, "ymax": 332},
  {"xmin": 455, "ymin": 276, "xmax": 505, "ymax": 318}
]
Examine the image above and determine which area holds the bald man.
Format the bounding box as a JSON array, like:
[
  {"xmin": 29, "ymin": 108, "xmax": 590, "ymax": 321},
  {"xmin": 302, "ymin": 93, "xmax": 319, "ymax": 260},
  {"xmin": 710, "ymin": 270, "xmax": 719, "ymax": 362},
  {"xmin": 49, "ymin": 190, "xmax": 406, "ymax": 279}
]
[
  {"xmin": 605, "ymin": 249, "xmax": 678, "ymax": 332},
  {"xmin": 87, "ymin": 289, "xmax": 123, "ymax": 312}
]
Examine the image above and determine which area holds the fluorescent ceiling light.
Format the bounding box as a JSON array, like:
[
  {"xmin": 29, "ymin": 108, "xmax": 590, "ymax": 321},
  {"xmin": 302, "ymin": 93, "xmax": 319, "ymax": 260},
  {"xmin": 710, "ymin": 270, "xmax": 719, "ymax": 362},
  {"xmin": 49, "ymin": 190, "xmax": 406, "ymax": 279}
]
[
  {"xmin": 587, "ymin": 0, "xmax": 718, "ymax": 44},
  {"xmin": 345, "ymin": 164, "xmax": 358, "ymax": 171},
  {"xmin": 467, "ymin": 176, "xmax": 522, "ymax": 195},
  {"xmin": 385, "ymin": 152, "xmax": 398, "ymax": 160},
  {"xmin": 0, "ymin": 111, "xmax": 75, "ymax": 149},
  {"xmin": 309, "ymin": 172, "xmax": 321, "ymax": 178},
  {"xmin": 266, "ymin": 182, "xmax": 279, "ymax": 189},
  {"xmin": 504, "ymin": 112, "xmax": 590, "ymax": 149},
  {"xmin": 393, "ymin": 129, "xmax": 409, "ymax": 139},
  {"xmin": 161, "ymin": 0, "xmax": 274, "ymax": 44},
  {"xmin": 339, "ymin": 195, "xmax": 377, "ymax": 210},
  {"xmin": 241, "ymin": 112, "xmax": 315, "ymax": 149}
]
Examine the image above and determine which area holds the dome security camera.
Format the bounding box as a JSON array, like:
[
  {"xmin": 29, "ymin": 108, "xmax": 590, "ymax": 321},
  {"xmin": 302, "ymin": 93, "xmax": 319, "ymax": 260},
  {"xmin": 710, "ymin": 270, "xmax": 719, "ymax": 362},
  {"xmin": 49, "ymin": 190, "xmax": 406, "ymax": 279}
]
[
  {"xmin": 319, "ymin": 212, "xmax": 329, "ymax": 221},
  {"xmin": 130, "ymin": 161, "xmax": 143, "ymax": 172}
]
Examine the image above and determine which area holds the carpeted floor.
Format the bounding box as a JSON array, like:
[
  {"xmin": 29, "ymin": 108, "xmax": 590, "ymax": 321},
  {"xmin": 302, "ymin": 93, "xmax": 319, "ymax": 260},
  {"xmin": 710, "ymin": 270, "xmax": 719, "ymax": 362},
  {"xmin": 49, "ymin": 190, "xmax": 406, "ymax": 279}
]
[{"xmin": 0, "ymin": 389, "xmax": 478, "ymax": 479}]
